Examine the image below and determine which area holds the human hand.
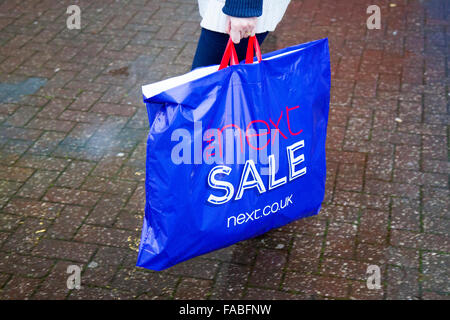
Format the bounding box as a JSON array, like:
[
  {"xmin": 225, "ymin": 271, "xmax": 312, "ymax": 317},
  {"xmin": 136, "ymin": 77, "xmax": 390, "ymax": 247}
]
[{"xmin": 226, "ymin": 16, "xmax": 257, "ymax": 44}]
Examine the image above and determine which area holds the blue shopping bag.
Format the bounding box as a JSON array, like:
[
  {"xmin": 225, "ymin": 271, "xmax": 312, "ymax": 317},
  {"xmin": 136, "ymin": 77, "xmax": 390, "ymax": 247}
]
[{"xmin": 137, "ymin": 37, "xmax": 330, "ymax": 271}]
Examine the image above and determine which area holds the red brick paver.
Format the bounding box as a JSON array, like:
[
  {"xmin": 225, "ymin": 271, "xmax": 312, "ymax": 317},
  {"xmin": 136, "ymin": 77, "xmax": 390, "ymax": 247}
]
[{"xmin": 0, "ymin": 0, "xmax": 448, "ymax": 300}]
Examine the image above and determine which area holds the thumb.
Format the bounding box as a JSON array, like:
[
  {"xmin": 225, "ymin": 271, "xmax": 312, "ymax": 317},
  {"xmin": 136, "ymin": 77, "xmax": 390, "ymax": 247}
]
[{"xmin": 230, "ymin": 29, "xmax": 241, "ymax": 44}]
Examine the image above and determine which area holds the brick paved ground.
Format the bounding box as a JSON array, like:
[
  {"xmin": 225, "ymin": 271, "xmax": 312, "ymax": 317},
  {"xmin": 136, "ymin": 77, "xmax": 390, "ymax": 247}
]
[{"xmin": 0, "ymin": 0, "xmax": 448, "ymax": 300}]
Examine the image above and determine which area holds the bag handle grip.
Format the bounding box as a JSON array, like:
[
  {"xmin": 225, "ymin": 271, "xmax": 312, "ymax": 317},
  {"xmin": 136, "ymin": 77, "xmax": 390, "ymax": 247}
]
[
  {"xmin": 219, "ymin": 37, "xmax": 239, "ymax": 70},
  {"xmin": 245, "ymin": 35, "xmax": 262, "ymax": 64},
  {"xmin": 218, "ymin": 36, "xmax": 262, "ymax": 70}
]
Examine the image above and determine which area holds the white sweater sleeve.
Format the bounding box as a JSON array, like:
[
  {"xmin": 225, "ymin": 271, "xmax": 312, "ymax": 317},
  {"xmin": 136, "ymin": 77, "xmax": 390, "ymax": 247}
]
[{"xmin": 198, "ymin": 0, "xmax": 291, "ymax": 34}]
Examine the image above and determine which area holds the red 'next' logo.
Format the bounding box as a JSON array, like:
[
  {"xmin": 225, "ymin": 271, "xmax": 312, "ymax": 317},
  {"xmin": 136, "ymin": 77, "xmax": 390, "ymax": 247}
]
[{"xmin": 205, "ymin": 106, "xmax": 303, "ymax": 159}]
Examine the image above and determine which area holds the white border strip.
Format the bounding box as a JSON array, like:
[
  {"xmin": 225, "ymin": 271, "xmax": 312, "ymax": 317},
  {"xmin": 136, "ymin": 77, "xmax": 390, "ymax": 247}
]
[{"xmin": 142, "ymin": 46, "xmax": 307, "ymax": 100}]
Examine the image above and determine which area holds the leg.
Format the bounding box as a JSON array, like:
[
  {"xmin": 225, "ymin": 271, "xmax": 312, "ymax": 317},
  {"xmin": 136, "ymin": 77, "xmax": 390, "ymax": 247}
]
[{"xmin": 191, "ymin": 28, "xmax": 269, "ymax": 70}]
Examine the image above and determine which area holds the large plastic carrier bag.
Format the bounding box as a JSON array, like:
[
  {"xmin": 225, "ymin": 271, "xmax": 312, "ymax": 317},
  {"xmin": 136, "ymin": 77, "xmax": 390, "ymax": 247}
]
[{"xmin": 137, "ymin": 37, "xmax": 330, "ymax": 270}]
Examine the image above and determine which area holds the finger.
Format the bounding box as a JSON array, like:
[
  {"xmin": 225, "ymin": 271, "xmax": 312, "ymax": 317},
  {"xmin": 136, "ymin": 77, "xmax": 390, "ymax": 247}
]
[
  {"xmin": 248, "ymin": 18, "xmax": 257, "ymax": 36},
  {"xmin": 241, "ymin": 28, "xmax": 248, "ymax": 40},
  {"xmin": 242, "ymin": 25, "xmax": 251, "ymax": 38},
  {"xmin": 248, "ymin": 24, "xmax": 256, "ymax": 37},
  {"xmin": 230, "ymin": 29, "xmax": 241, "ymax": 44},
  {"xmin": 247, "ymin": 25, "xmax": 256, "ymax": 37}
]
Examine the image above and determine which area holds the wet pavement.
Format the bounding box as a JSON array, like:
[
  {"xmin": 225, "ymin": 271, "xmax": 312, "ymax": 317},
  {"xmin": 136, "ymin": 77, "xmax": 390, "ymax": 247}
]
[{"xmin": 0, "ymin": 0, "xmax": 448, "ymax": 300}]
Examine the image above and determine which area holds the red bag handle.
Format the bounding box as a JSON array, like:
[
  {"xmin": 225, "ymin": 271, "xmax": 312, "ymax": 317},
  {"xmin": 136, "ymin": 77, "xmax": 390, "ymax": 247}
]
[
  {"xmin": 219, "ymin": 37, "xmax": 239, "ymax": 70},
  {"xmin": 245, "ymin": 35, "xmax": 262, "ymax": 64},
  {"xmin": 218, "ymin": 36, "xmax": 262, "ymax": 70}
]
